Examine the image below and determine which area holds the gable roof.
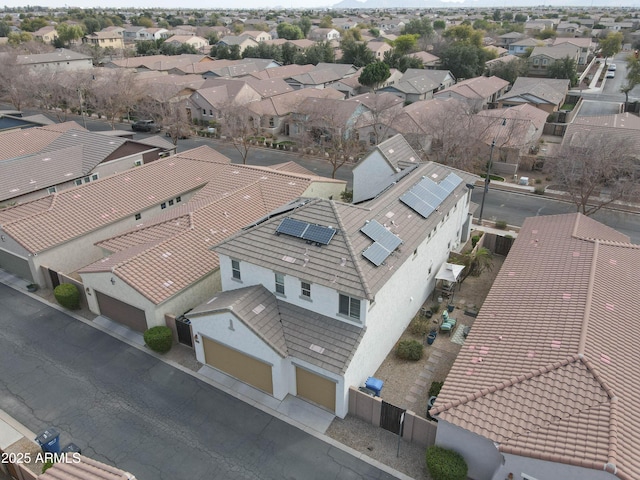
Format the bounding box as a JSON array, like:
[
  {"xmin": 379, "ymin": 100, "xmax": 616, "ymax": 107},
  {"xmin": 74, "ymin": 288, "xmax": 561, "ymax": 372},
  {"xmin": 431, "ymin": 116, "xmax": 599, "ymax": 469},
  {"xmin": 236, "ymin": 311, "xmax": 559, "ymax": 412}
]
[
  {"xmin": 433, "ymin": 213, "xmax": 640, "ymax": 480},
  {"xmin": 435, "ymin": 75, "xmax": 509, "ymax": 101},
  {"xmin": 214, "ymin": 161, "xmax": 475, "ymax": 301},
  {"xmin": 39, "ymin": 454, "xmax": 136, "ymax": 480},
  {"xmin": 78, "ymin": 162, "xmax": 344, "ymax": 305},
  {"xmin": 248, "ymin": 87, "xmax": 344, "ymax": 117},
  {"xmin": 530, "ymin": 45, "xmax": 580, "ymax": 60},
  {"xmin": 16, "ymin": 48, "xmax": 90, "ymax": 65},
  {"xmin": 188, "ymin": 284, "xmax": 364, "ymax": 374},
  {"xmin": 498, "ymin": 77, "xmax": 569, "ymax": 106}
]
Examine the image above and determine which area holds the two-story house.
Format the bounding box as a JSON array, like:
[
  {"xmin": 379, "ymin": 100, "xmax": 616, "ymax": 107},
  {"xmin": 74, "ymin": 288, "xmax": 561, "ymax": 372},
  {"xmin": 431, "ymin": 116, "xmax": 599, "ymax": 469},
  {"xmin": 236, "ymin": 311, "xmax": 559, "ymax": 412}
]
[
  {"xmin": 434, "ymin": 75, "xmax": 510, "ymax": 112},
  {"xmin": 187, "ymin": 136, "xmax": 476, "ymax": 416},
  {"xmin": 528, "ymin": 45, "xmax": 581, "ymax": 77}
]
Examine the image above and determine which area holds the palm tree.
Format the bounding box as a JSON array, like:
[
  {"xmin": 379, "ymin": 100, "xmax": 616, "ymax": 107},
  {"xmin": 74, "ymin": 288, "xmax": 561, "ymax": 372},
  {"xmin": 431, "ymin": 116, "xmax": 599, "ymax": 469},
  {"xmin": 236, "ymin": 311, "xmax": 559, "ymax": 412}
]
[{"xmin": 459, "ymin": 247, "xmax": 493, "ymax": 283}]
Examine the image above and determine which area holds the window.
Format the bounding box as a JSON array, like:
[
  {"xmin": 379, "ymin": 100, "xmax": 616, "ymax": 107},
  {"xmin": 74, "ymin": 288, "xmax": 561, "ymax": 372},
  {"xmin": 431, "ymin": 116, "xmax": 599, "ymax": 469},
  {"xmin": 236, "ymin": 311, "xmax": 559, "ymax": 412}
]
[
  {"xmin": 202, "ymin": 109, "xmax": 206, "ymax": 115},
  {"xmin": 134, "ymin": 159, "xmax": 142, "ymax": 166},
  {"xmin": 168, "ymin": 199, "xmax": 174, "ymax": 206},
  {"xmin": 47, "ymin": 186, "xmax": 57, "ymax": 194},
  {"xmin": 231, "ymin": 259, "xmax": 241, "ymax": 280},
  {"xmin": 301, "ymin": 281, "xmax": 311, "ymax": 298},
  {"xmin": 339, "ymin": 294, "xmax": 361, "ymax": 320},
  {"xmin": 75, "ymin": 179, "xmax": 83, "ymax": 186},
  {"xmin": 83, "ymin": 176, "xmax": 90, "ymax": 183},
  {"xmin": 269, "ymin": 117, "xmax": 275, "ymax": 128},
  {"xmin": 209, "ymin": 109, "xmax": 213, "ymax": 116},
  {"xmin": 176, "ymin": 196, "xmax": 182, "ymax": 203},
  {"xmin": 275, "ymin": 273, "xmax": 285, "ymax": 295},
  {"xmin": 533, "ymin": 58, "xmax": 539, "ymax": 66},
  {"xmin": 542, "ymin": 59, "xmax": 548, "ymax": 66},
  {"xmin": 161, "ymin": 202, "xmax": 167, "ymax": 209},
  {"xmin": 91, "ymin": 174, "xmax": 98, "ymax": 181}
]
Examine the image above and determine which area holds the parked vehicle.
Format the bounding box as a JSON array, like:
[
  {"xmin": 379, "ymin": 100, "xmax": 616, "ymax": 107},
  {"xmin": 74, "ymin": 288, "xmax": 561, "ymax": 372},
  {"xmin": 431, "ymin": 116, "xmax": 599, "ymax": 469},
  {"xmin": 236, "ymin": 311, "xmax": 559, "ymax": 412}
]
[
  {"xmin": 608, "ymin": 63, "xmax": 616, "ymax": 71},
  {"xmin": 606, "ymin": 71, "xmax": 615, "ymax": 79},
  {"xmin": 132, "ymin": 120, "xmax": 160, "ymax": 133}
]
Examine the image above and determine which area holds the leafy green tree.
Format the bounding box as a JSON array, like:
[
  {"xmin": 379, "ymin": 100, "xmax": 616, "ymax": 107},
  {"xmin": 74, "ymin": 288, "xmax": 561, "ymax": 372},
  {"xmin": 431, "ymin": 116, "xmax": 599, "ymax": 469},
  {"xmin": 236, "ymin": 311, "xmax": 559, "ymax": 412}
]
[
  {"xmin": 443, "ymin": 24, "xmax": 483, "ymax": 47},
  {"xmin": 493, "ymin": 9, "xmax": 502, "ymax": 21},
  {"xmin": 340, "ymin": 40, "xmax": 375, "ymax": 67},
  {"xmin": 358, "ymin": 61, "xmax": 390, "ymax": 90},
  {"xmin": 136, "ymin": 40, "xmax": 160, "ymax": 56},
  {"xmin": 535, "ymin": 28, "xmax": 556, "ymax": 40},
  {"xmin": 243, "ymin": 42, "xmax": 282, "ymax": 62},
  {"xmin": 277, "ymin": 22, "xmax": 303, "ymax": 40},
  {"xmin": 546, "ymin": 55, "xmax": 578, "ymax": 86},
  {"xmin": 8, "ymin": 31, "xmax": 32, "ymax": 44},
  {"xmin": 393, "ymin": 34, "xmax": 418, "ymax": 55},
  {"xmin": 599, "ymin": 31, "xmax": 623, "ymax": 65},
  {"xmin": 401, "ymin": 17, "xmax": 433, "ymax": 38},
  {"xmin": 502, "ymin": 11, "xmax": 514, "ymax": 21},
  {"xmin": 440, "ymin": 43, "xmax": 490, "ymax": 79},
  {"xmin": 298, "ymin": 16, "xmax": 311, "ymax": 37},
  {"xmin": 83, "ymin": 17, "xmax": 101, "ymax": 34},
  {"xmin": 369, "ymin": 27, "xmax": 380, "ymax": 37},
  {"xmin": 0, "ymin": 20, "xmax": 11, "ymax": 37},
  {"xmin": 228, "ymin": 44, "xmax": 241, "ymax": 60},
  {"xmin": 433, "ymin": 20, "xmax": 446, "ymax": 30},
  {"xmin": 383, "ymin": 49, "xmax": 423, "ymax": 72},
  {"xmin": 621, "ymin": 53, "xmax": 640, "ymax": 104},
  {"xmin": 486, "ymin": 57, "xmax": 528, "ymax": 83},
  {"xmin": 281, "ymin": 42, "xmax": 297, "ymax": 65},
  {"xmin": 55, "ymin": 23, "xmax": 84, "ymax": 45},
  {"xmin": 514, "ymin": 13, "xmax": 528, "ymax": 22},
  {"xmin": 319, "ymin": 15, "xmax": 333, "ymax": 28}
]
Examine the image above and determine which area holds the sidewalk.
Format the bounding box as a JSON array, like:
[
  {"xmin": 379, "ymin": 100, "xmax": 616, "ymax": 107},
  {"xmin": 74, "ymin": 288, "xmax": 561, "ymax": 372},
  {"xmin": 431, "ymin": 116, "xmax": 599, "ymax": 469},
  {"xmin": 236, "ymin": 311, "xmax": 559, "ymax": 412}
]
[{"xmin": 0, "ymin": 270, "xmax": 415, "ymax": 480}]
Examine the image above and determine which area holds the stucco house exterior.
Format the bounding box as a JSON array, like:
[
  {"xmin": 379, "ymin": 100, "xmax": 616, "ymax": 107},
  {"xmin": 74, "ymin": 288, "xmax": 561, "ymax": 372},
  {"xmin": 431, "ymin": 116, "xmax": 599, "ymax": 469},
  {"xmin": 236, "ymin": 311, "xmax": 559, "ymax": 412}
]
[
  {"xmin": 380, "ymin": 69, "xmax": 455, "ymax": 103},
  {"xmin": 16, "ymin": 48, "xmax": 93, "ymax": 71},
  {"xmin": 83, "ymin": 31, "xmax": 125, "ymax": 49},
  {"xmin": 528, "ymin": 45, "xmax": 581, "ymax": 77},
  {"xmin": 33, "ymin": 26, "xmax": 58, "ymax": 44},
  {"xmin": 165, "ymin": 35, "xmax": 209, "ymax": 53},
  {"xmin": 434, "ymin": 76, "xmax": 509, "ymax": 112},
  {"xmin": 432, "ymin": 213, "xmax": 640, "ymax": 480},
  {"xmin": 497, "ymin": 77, "xmax": 570, "ymax": 113},
  {"xmin": 187, "ymin": 136, "xmax": 476, "ymax": 416}
]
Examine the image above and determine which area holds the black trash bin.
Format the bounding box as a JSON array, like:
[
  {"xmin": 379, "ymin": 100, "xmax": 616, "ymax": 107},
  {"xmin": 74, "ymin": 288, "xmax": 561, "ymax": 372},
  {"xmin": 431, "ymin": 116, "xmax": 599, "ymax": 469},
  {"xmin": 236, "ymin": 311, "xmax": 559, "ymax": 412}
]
[
  {"xmin": 35, "ymin": 428, "xmax": 61, "ymax": 454},
  {"xmin": 62, "ymin": 443, "xmax": 81, "ymax": 455}
]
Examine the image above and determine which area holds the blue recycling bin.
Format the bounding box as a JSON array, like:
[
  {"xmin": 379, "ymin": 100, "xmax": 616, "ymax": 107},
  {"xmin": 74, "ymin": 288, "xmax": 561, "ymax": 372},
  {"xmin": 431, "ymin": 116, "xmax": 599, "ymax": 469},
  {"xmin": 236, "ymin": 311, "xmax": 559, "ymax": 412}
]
[
  {"xmin": 365, "ymin": 377, "xmax": 384, "ymax": 397},
  {"xmin": 35, "ymin": 428, "xmax": 61, "ymax": 454}
]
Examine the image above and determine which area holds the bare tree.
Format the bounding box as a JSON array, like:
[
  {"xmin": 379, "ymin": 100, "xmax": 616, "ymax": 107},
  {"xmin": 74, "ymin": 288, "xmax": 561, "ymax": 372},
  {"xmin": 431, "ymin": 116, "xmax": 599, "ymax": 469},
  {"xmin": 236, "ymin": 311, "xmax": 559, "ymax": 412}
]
[
  {"xmin": 91, "ymin": 69, "xmax": 143, "ymax": 129},
  {"xmin": 30, "ymin": 70, "xmax": 75, "ymax": 122},
  {"xmin": 135, "ymin": 82, "xmax": 192, "ymax": 145},
  {"xmin": 353, "ymin": 92, "xmax": 405, "ymax": 147},
  {"xmin": 0, "ymin": 53, "xmax": 31, "ymax": 110},
  {"xmin": 218, "ymin": 101, "xmax": 262, "ymax": 164},
  {"xmin": 548, "ymin": 130, "xmax": 639, "ymax": 215}
]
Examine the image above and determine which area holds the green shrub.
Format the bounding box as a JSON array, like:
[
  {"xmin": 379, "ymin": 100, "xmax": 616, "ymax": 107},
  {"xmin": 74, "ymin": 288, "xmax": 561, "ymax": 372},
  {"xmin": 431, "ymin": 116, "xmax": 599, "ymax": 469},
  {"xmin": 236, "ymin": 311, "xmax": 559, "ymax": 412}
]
[
  {"xmin": 143, "ymin": 326, "xmax": 173, "ymax": 353},
  {"xmin": 429, "ymin": 381, "xmax": 444, "ymax": 397},
  {"xmin": 535, "ymin": 178, "xmax": 542, "ymax": 184},
  {"xmin": 396, "ymin": 339, "xmax": 423, "ymax": 361},
  {"xmin": 534, "ymin": 186, "xmax": 545, "ymax": 195},
  {"xmin": 54, "ymin": 283, "xmax": 80, "ymax": 310},
  {"xmin": 426, "ymin": 446, "xmax": 468, "ymax": 480},
  {"xmin": 471, "ymin": 235, "xmax": 481, "ymax": 248},
  {"xmin": 408, "ymin": 316, "xmax": 431, "ymax": 336},
  {"xmin": 42, "ymin": 460, "xmax": 54, "ymax": 473},
  {"xmin": 495, "ymin": 220, "xmax": 508, "ymax": 230}
]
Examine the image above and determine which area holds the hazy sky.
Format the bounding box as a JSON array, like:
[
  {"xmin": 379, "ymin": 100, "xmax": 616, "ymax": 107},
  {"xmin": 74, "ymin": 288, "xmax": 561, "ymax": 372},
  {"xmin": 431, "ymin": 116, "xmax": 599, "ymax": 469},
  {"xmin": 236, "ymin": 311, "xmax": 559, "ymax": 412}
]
[{"xmin": 3, "ymin": 0, "xmax": 341, "ymax": 9}]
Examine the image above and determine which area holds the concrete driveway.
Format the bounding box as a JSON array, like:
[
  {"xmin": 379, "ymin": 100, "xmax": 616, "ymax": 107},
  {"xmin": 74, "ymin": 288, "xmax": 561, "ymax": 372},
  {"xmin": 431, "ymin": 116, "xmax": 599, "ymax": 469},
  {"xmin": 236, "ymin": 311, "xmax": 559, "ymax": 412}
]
[{"xmin": 0, "ymin": 283, "xmax": 398, "ymax": 480}]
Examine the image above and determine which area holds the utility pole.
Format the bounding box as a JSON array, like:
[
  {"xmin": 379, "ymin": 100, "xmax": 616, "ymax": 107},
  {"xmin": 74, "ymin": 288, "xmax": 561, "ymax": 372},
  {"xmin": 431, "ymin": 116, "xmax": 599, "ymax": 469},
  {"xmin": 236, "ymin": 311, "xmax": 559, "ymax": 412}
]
[{"xmin": 478, "ymin": 118, "xmax": 506, "ymax": 225}]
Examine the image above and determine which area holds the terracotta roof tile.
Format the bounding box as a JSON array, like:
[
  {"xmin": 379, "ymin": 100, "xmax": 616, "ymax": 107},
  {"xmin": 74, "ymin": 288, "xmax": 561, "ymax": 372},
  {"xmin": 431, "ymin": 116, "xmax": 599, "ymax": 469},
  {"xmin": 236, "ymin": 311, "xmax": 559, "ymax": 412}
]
[
  {"xmin": 433, "ymin": 213, "xmax": 640, "ymax": 479},
  {"xmin": 39, "ymin": 454, "xmax": 136, "ymax": 479}
]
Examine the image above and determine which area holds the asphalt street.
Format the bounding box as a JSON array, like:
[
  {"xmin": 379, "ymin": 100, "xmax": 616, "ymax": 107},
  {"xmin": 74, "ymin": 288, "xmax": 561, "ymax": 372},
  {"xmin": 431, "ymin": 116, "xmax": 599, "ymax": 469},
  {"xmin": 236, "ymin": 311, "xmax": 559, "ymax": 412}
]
[{"xmin": 0, "ymin": 284, "xmax": 395, "ymax": 480}]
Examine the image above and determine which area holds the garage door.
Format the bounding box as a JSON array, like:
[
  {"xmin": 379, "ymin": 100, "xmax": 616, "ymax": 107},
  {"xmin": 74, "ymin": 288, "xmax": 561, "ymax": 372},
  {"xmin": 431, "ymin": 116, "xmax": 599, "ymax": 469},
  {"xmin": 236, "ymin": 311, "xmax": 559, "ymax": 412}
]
[
  {"xmin": 202, "ymin": 337, "xmax": 273, "ymax": 394},
  {"xmin": 95, "ymin": 291, "xmax": 147, "ymax": 333},
  {"xmin": 295, "ymin": 366, "xmax": 336, "ymax": 412},
  {"xmin": 0, "ymin": 250, "xmax": 32, "ymax": 282}
]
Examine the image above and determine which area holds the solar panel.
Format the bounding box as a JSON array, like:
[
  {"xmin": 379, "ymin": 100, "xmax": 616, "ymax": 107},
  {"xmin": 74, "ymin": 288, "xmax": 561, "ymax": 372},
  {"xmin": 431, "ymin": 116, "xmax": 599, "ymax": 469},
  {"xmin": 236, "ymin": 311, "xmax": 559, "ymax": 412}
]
[
  {"xmin": 362, "ymin": 242, "xmax": 391, "ymax": 267},
  {"xmin": 400, "ymin": 191, "xmax": 435, "ymax": 218},
  {"xmin": 414, "ymin": 180, "xmax": 443, "ymax": 207},
  {"xmin": 302, "ymin": 224, "xmax": 336, "ymax": 245},
  {"xmin": 360, "ymin": 220, "xmax": 402, "ymax": 252},
  {"xmin": 276, "ymin": 218, "xmax": 308, "ymax": 238},
  {"xmin": 440, "ymin": 173, "xmax": 463, "ymax": 193}
]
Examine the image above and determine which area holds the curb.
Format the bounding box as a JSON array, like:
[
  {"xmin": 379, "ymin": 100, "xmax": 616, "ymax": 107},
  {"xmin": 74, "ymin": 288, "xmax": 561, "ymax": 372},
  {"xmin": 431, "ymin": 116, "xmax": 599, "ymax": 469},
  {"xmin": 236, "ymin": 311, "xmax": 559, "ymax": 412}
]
[{"xmin": 0, "ymin": 278, "xmax": 413, "ymax": 480}]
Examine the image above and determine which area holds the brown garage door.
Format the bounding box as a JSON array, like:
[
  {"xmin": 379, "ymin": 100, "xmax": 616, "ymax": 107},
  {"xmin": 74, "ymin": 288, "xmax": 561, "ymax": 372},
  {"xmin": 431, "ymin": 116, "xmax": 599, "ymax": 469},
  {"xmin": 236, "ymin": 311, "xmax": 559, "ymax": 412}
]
[
  {"xmin": 295, "ymin": 366, "xmax": 336, "ymax": 412},
  {"xmin": 202, "ymin": 337, "xmax": 273, "ymax": 394},
  {"xmin": 95, "ymin": 291, "xmax": 147, "ymax": 332}
]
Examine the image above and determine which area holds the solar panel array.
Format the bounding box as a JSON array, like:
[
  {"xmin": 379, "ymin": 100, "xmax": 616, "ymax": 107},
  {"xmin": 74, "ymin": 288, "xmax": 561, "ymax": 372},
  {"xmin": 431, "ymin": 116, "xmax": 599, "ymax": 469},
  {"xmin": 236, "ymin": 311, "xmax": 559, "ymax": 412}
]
[
  {"xmin": 399, "ymin": 173, "xmax": 463, "ymax": 219},
  {"xmin": 360, "ymin": 220, "xmax": 403, "ymax": 267},
  {"xmin": 275, "ymin": 217, "xmax": 336, "ymax": 245}
]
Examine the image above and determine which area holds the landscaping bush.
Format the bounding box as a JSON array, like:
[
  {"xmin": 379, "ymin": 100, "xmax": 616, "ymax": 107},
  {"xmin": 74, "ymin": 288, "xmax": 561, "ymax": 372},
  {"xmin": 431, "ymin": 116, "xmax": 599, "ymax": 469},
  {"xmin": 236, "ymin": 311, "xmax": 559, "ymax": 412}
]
[
  {"xmin": 425, "ymin": 446, "xmax": 468, "ymax": 480},
  {"xmin": 429, "ymin": 381, "xmax": 444, "ymax": 397},
  {"xmin": 408, "ymin": 316, "xmax": 431, "ymax": 336},
  {"xmin": 53, "ymin": 283, "xmax": 80, "ymax": 310},
  {"xmin": 42, "ymin": 460, "xmax": 54, "ymax": 474},
  {"xmin": 534, "ymin": 186, "xmax": 545, "ymax": 195},
  {"xmin": 143, "ymin": 326, "xmax": 173, "ymax": 353},
  {"xmin": 495, "ymin": 220, "xmax": 508, "ymax": 230},
  {"xmin": 396, "ymin": 339, "xmax": 423, "ymax": 361},
  {"xmin": 471, "ymin": 235, "xmax": 481, "ymax": 248}
]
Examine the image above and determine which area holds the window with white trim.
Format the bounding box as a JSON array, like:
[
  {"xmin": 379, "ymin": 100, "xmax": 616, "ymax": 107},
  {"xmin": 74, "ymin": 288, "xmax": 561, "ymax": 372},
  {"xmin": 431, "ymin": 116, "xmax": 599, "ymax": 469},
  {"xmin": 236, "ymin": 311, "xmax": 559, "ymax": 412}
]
[
  {"xmin": 339, "ymin": 294, "xmax": 361, "ymax": 320},
  {"xmin": 231, "ymin": 259, "xmax": 241, "ymax": 280},
  {"xmin": 275, "ymin": 273, "xmax": 285, "ymax": 295},
  {"xmin": 47, "ymin": 186, "xmax": 57, "ymax": 194},
  {"xmin": 301, "ymin": 281, "xmax": 311, "ymax": 298}
]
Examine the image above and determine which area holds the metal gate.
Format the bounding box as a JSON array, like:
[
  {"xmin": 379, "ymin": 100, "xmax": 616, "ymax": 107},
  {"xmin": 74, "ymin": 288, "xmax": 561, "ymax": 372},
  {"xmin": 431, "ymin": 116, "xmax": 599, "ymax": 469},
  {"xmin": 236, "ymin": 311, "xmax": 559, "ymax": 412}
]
[
  {"xmin": 175, "ymin": 315, "xmax": 193, "ymax": 347},
  {"xmin": 494, "ymin": 235, "xmax": 515, "ymax": 256},
  {"xmin": 48, "ymin": 268, "xmax": 60, "ymax": 289},
  {"xmin": 380, "ymin": 401, "xmax": 406, "ymax": 435}
]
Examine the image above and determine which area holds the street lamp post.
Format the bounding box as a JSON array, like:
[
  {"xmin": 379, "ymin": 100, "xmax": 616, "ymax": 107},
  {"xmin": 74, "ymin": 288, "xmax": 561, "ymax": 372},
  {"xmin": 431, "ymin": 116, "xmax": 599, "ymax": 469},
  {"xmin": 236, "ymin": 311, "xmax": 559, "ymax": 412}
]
[
  {"xmin": 77, "ymin": 88, "xmax": 87, "ymax": 129},
  {"xmin": 478, "ymin": 118, "xmax": 506, "ymax": 225}
]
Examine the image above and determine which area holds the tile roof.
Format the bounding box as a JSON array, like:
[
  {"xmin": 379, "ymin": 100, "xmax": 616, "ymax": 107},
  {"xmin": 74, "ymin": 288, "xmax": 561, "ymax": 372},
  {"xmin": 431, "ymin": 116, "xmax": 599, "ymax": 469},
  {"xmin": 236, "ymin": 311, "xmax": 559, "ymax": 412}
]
[
  {"xmin": 79, "ymin": 163, "xmax": 342, "ymax": 304},
  {"xmin": 215, "ymin": 161, "xmax": 476, "ymax": 301},
  {"xmin": 107, "ymin": 54, "xmax": 207, "ymax": 71},
  {"xmin": 571, "ymin": 112, "xmax": 640, "ymax": 130},
  {"xmin": 433, "ymin": 213, "xmax": 640, "ymax": 480},
  {"xmin": 498, "ymin": 77, "xmax": 569, "ymax": 106},
  {"xmin": 530, "ymin": 45, "xmax": 580, "ymax": 60},
  {"xmin": 247, "ymin": 88, "xmax": 343, "ymax": 117},
  {"xmin": 248, "ymin": 64, "xmax": 315, "ymax": 81},
  {"xmin": 188, "ymin": 285, "xmax": 364, "ymax": 374},
  {"xmin": 435, "ymin": 75, "xmax": 509, "ymax": 101},
  {"xmin": 17, "ymin": 48, "xmax": 91, "ymax": 65},
  {"xmin": 0, "ymin": 124, "xmax": 76, "ymax": 161},
  {"xmin": 39, "ymin": 454, "xmax": 136, "ymax": 480},
  {"xmin": 0, "ymin": 146, "xmax": 228, "ymax": 254}
]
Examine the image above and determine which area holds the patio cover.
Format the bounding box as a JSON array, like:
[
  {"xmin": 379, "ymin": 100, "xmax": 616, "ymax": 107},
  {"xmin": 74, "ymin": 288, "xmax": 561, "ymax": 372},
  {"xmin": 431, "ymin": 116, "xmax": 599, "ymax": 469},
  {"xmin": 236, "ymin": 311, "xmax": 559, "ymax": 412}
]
[{"xmin": 435, "ymin": 263, "xmax": 464, "ymax": 283}]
